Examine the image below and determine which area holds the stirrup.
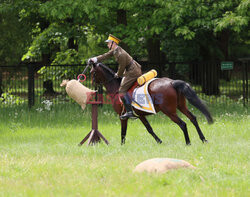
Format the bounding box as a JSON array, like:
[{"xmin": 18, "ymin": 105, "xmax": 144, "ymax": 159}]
[{"xmin": 120, "ymin": 111, "xmax": 138, "ymax": 120}]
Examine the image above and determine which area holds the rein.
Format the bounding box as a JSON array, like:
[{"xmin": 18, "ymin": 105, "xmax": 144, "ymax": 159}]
[{"xmin": 92, "ymin": 70, "xmax": 116, "ymax": 86}]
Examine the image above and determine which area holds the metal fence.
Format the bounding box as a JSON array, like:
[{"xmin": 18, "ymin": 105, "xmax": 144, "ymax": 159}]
[{"xmin": 0, "ymin": 61, "xmax": 248, "ymax": 109}]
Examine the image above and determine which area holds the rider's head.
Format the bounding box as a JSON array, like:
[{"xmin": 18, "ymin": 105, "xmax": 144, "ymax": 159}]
[{"xmin": 105, "ymin": 34, "xmax": 121, "ymax": 50}]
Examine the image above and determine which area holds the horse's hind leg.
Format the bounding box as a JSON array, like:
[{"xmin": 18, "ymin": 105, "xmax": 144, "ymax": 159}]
[
  {"xmin": 161, "ymin": 109, "xmax": 191, "ymax": 145},
  {"xmin": 178, "ymin": 100, "xmax": 207, "ymax": 143},
  {"xmin": 139, "ymin": 116, "xmax": 162, "ymax": 144},
  {"xmin": 181, "ymin": 109, "xmax": 207, "ymax": 143},
  {"xmin": 120, "ymin": 119, "xmax": 128, "ymax": 145}
]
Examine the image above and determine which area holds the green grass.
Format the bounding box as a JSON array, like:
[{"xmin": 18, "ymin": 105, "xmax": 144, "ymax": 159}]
[{"xmin": 0, "ymin": 104, "xmax": 249, "ymax": 197}]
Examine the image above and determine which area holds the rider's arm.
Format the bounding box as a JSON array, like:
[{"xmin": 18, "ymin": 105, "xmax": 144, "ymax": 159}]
[{"xmin": 96, "ymin": 50, "xmax": 114, "ymax": 62}]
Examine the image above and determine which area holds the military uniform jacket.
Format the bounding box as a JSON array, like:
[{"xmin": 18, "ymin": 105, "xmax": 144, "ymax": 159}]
[{"xmin": 96, "ymin": 46, "xmax": 142, "ymax": 93}]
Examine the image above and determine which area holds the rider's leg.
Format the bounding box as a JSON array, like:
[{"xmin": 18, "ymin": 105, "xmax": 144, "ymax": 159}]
[
  {"xmin": 120, "ymin": 92, "xmax": 137, "ymax": 120},
  {"xmin": 119, "ymin": 76, "xmax": 138, "ymax": 120}
]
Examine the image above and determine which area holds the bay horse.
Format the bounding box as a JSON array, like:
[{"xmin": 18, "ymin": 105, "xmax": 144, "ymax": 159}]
[{"xmin": 90, "ymin": 62, "xmax": 213, "ymax": 145}]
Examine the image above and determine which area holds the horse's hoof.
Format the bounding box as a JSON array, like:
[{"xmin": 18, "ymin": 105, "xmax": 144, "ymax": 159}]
[
  {"xmin": 157, "ymin": 140, "xmax": 162, "ymax": 144},
  {"xmin": 202, "ymin": 139, "xmax": 208, "ymax": 144},
  {"xmin": 186, "ymin": 143, "xmax": 191, "ymax": 146}
]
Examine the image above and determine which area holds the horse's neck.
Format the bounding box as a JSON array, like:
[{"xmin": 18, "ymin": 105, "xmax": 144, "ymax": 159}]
[
  {"xmin": 104, "ymin": 79, "xmax": 120, "ymax": 95},
  {"xmin": 104, "ymin": 79, "xmax": 123, "ymax": 115}
]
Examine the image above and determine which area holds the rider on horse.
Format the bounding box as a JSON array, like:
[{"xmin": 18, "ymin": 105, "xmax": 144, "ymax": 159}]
[{"xmin": 88, "ymin": 34, "xmax": 142, "ymax": 120}]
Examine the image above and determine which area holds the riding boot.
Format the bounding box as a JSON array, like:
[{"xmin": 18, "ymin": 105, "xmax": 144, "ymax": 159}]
[{"xmin": 120, "ymin": 94, "xmax": 137, "ymax": 120}]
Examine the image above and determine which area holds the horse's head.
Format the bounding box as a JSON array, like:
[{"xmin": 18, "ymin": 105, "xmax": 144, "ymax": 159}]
[
  {"xmin": 90, "ymin": 63, "xmax": 120, "ymax": 86},
  {"xmin": 90, "ymin": 63, "xmax": 105, "ymax": 85}
]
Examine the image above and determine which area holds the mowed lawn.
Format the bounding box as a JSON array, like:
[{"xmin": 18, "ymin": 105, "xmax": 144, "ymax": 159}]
[{"xmin": 0, "ymin": 103, "xmax": 249, "ymax": 197}]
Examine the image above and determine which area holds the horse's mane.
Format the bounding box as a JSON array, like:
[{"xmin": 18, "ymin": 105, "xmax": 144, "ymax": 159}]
[
  {"xmin": 98, "ymin": 63, "xmax": 122, "ymax": 84},
  {"xmin": 98, "ymin": 63, "xmax": 115, "ymax": 75}
]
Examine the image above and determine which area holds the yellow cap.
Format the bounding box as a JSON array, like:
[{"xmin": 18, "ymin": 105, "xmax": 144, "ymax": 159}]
[{"xmin": 105, "ymin": 34, "xmax": 121, "ymax": 44}]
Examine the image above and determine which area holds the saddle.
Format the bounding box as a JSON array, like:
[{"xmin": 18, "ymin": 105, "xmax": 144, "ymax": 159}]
[
  {"xmin": 128, "ymin": 81, "xmax": 139, "ymax": 96},
  {"xmin": 121, "ymin": 70, "xmax": 158, "ymax": 114}
]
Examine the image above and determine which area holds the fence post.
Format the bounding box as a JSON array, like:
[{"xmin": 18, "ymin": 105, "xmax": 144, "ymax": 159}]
[
  {"xmin": 98, "ymin": 85, "xmax": 103, "ymax": 107},
  {"xmin": 239, "ymin": 58, "xmax": 249, "ymax": 107},
  {"xmin": 245, "ymin": 62, "xmax": 248, "ymax": 106},
  {"xmin": 28, "ymin": 64, "xmax": 35, "ymax": 108},
  {"xmin": 242, "ymin": 61, "xmax": 249, "ymax": 107},
  {"xmin": 0, "ymin": 68, "xmax": 2, "ymax": 97}
]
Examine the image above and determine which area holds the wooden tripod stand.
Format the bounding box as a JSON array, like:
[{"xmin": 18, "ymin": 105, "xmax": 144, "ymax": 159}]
[{"xmin": 78, "ymin": 101, "xmax": 109, "ymax": 146}]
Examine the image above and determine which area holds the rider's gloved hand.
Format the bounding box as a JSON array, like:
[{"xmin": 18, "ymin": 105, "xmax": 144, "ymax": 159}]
[
  {"xmin": 114, "ymin": 73, "xmax": 119, "ymax": 78},
  {"xmin": 88, "ymin": 57, "xmax": 97, "ymax": 64}
]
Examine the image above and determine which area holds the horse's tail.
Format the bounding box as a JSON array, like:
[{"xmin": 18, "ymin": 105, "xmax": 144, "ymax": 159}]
[{"xmin": 172, "ymin": 80, "xmax": 213, "ymax": 124}]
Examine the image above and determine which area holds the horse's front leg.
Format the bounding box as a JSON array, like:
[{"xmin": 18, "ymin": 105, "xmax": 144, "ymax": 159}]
[
  {"xmin": 139, "ymin": 116, "xmax": 162, "ymax": 144},
  {"xmin": 120, "ymin": 119, "xmax": 128, "ymax": 145}
]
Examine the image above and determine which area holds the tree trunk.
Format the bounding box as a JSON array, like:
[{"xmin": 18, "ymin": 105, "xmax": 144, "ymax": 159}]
[
  {"xmin": 168, "ymin": 63, "xmax": 176, "ymax": 79},
  {"xmin": 41, "ymin": 53, "xmax": 51, "ymax": 65},
  {"xmin": 0, "ymin": 69, "xmax": 3, "ymax": 97},
  {"xmin": 201, "ymin": 62, "xmax": 220, "ymax": 95},
  {"xmin": 217, "ymin": 30, "xmax": 230, "ymax": 81},
  {"xmin": 217, "ymin": 30, "xmax": 229, "ymax": 60},
  {"xmin": 146, "ymin": 36, "xmax": 165, "ymax": 77},
  {"xmin": 189, "ymin": 62, "xmax": 202, "ymax": 85},
  {"xmin": 68, "ymin": 37, "xmax": 78, "ymax": 51},
  {"xmin": 117, "ymin": 9, "xmax": 127, "ymax": 26},
  {"xmin": 43, "ymin": 79, "xmax": 57, "ymax": 96},
  {"xmin": 147, "ymin": 36, "xmax": 160, "ymax": 64},
  {"xmin": 117, "ymin": 9, "xmax": 129, "ymax": 53},
  {"xmin": 199, "ymin": 38, "xmax": 220, "ymax": 95},
  {"xmin": 40, "ymin": 19, "xmax": 51, "ymax": 65},
  {"xmin": 65, "ymin": 18, "xmax": 78, "ymax": 51}
]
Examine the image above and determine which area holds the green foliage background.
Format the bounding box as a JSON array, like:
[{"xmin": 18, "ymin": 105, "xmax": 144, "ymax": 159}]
[{"xmin": 1, "ymin": 0, "xmax": 249, "ymax": 65}]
